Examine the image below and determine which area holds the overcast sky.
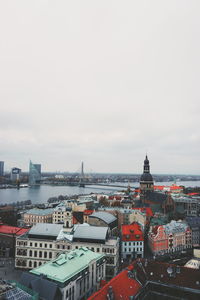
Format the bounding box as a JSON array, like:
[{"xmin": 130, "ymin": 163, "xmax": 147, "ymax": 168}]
[{"xmin": 0, "ymin": 1, "xmax": 200, "ymax": 174}]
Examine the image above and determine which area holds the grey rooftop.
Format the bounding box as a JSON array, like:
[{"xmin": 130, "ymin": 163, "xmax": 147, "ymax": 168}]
[
  {"xmin": 89, "ymin": 211, "xmax": 117, "ymax": 224},
  {"xmin": 73, "ymin": 224, "xmax": 108, "ymax": 241},
  {"xmin": 28, "ymin": 223, "xmax": 63, "ymax": 237}
]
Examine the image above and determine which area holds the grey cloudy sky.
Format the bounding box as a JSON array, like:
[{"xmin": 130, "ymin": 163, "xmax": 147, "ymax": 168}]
[{"xmin": 0, "ymin": 1, "xmax": 200, "ymax": 174}]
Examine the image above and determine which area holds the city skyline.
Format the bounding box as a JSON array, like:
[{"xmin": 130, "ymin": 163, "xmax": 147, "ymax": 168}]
[{"xmin": 0, "ymin": 1, "xmax": 200, "ymax": 174}]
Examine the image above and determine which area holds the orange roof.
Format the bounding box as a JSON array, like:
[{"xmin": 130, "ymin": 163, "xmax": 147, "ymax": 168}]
[
  {"xmin": 0, "ymin": 225, "xmax": 28, "ymax": 236},
  {"xmin": 88, "ymin": 266, "xmax": 141, "ymax": 300},
  {"xmin": 122, "ymin": 223, "xmax": 143, "ymax": 242},
  {"xmin": 132, "ymin": 207, "xmax": 154, "ymax": 217}
]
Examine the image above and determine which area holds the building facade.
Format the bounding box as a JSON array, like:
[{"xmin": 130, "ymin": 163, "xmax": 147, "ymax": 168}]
[
  {"xmin": 29, "ymin": 161, "xmax": 41, "ymax": 185},
  {"xmin": 10, "ymin": 167, "xmax": 21, "ymax": 182},
  {"xmin": 186, "ymin": 217, "xmax": 200, "ymax": 247},
  {"xmin": 148, "ymin": 220, "xmax": 192, "ymax": 256},
  {"xmin": 30, "ymin": 248, "xmax": 106, "ymax": 300},
  {"xmin": 15, "ymin": 223, "xmax": 119, "ymax": 281},
  {"xmin": 121, "ymin": 223, "xmax": 144, "ymax": 260},
  {"xmin": 23, "ymin": 208, "xmax": 54, "ymax": 226}
]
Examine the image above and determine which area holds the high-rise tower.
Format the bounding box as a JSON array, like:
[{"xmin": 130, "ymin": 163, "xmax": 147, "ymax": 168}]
[
  {"xmin": 140, "ymin": 155, "xmax": 154, "ymax": 192},
  {"xmin": 29, "ymin": 161, "xmax": 41, "ymax": 185},
  {"xmin": 0, "ymin": 161, "xmax": 4, "ymax": 177}
]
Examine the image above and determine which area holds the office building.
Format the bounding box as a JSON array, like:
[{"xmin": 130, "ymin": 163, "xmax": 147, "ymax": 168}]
[
  {"xmin": 10, "ymin": 167, "xmax": 21, "ymax": 182},
  {"xmin": 29, "ymin": 161, "xmax": 41, "ymax": 185},
  {"xmin": 0, "ymin": 161, "xmax": 4, "ymax": 176}
]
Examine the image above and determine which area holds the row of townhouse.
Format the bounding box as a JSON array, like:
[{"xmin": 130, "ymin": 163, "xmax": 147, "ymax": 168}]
[{"xmin": 148, "ymin": 220, "xmax": 192, "ymax": 256}]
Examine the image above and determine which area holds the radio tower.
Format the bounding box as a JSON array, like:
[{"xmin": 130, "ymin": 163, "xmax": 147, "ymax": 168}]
[{"xmin": 79, "ymin": 161, "xmax": 85, "ymax": 187}]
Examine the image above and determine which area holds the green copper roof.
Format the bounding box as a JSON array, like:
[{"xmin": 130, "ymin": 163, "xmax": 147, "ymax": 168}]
[{"xmin": 30, "ymin": 247, "xmax": 104, "ymax": 283}]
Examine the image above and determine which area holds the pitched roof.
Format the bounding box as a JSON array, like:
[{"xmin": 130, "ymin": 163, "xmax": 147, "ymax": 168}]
[
  {"xmin": 88, "ymin": 265, "xmax": 141, "ymax": 300},
  {"xmin": 0, "ymin": 225, "xmax": 28, "ymax": 236},
  {"xmin": 122, "ymin": 223, "xmax": 143, "ymax": 242},
  {"xmin": 28, "ymin": 223, "xmax": 63, "ymax": 238}
]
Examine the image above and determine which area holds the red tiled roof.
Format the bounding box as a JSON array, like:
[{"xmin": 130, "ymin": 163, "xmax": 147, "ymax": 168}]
[
  {"xmin": 132, "ymin": 207, "xmax": 154, "ymax": 217},
  {"xmin": 154, "ymin": 185, "xmax": 183, "ymax": 191},
  {"xmin": 0, "ymin": 225, "xmax": 28, "ymax": 236},
  {"xmin": 122, "ymin": 223, "xmax": 143, "ymax": 242},
  {"xmin": 84, "ymin": 210, "xmax": 93, "ymax": 216},
  {"xmin": 88, "ymin": 267, "xmax": 141, "ymax": 300}
]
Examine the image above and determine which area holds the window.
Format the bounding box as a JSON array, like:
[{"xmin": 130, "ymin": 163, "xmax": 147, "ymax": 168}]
[
  {"xmin": 34, "ymin": 261, "xmax": 37, "ymax": 268},
  {"xmin": 29, "ymin": 250, "xmax": 32, "ymax": 257},
  {"xmin": 29, "ymin": 261, "xmax": 32, "ymax": 268},
  {"xmin": 35, "ymin": 243, "xmax": 37, "ymax": 247},
  {"xmin": 45, "ymin": 244, "xmax": 47, "ymax": 248},
  {"xmin": 40, "ymin": 243, "xmax": 42, "ymax": 247},
  {"xmin": 49, "ymin": 252, "xmax": 52, "ymax": 259},
  {"xmin": 44, "ymin": 252, "xmax": 47, "ymax": 258},
  {"xmin": 97, "ymin": 248, "xmax": 100, "ymax": 252},
  {"xmin": 30, "ymin": 242, "xmax": 32, "ymax": 247},
  {"xmin": 34, "ymin": 251, "xmax": 37, "ymax": 257},
  {"xmin": 39, "ymin": 251, "xmax": 42, "ymax": 258},
  {"xmin": 49, "ymin": 244, "xmax": 52, "ymax": 248}
]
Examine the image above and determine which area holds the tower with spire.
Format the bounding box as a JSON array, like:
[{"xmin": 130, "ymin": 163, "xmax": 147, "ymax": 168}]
[{"xmin": 140, "ymin": 155, "xmax": 154, "ymax": 192}]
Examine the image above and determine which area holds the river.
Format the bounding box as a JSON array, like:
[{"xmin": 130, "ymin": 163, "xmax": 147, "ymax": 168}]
[{"xmin": 0, "ymin": 181, "xmax": 200, "ymax": 205}]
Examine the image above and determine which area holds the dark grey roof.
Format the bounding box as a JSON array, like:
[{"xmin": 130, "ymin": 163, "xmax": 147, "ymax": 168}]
[
  {"xmin": 140, "ymin": 173, "xmax": 153, "ymax": 182},
  {"xmin": 89, "ymin": 211, "xmax": 116, "ymax": 224},
  {"xmin": 28, "ymin": 223, "xmax": 62, "ymax": 238},
  {"xmin": 20, "ymin": 272, "xmax": 61, "ymax": 300},
  {"xmin": 73, "ymin": 225, "xmax": 108, "ymax": 241}
]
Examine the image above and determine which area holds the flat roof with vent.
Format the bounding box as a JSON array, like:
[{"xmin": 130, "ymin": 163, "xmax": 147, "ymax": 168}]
[{"xmin": 30, "ymin": 247, "xmax": 104, "ymax": 284}]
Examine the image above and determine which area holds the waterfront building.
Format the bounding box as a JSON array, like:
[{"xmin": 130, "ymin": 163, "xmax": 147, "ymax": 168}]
[
  {"xmin": 89, "ymin": 259, "xmax": 200, "ymax": 300},
  {"xmin": 10, "ymin": 167, "xmax": 21, "ymax": 182},
  {"xmin": 26, "ymin": 248, "xmax": 106, "ymax": 300},
  {"xmin": 29, "ymin": 161, "xmax": 41, "ymax": 185},
  {"xmin": 148, "ymin": 220, "xmax": 192, "ymax": 256},
  {"xmin": 0, "ymin": 161, "xmax": 4, "ymax": 177},
  {"xmin": 23, "ymin": 208, "xmax": 54, "ymax": 226},
  {"xmin": 121, "ymin": 223, "xmax": 144, "ymax": 260}
]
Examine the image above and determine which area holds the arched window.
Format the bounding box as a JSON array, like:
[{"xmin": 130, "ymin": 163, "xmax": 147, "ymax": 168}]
[
  {"xmin": 29, "ymin": 261, "xmax": 32, "ymax": 268},
  {"xmin": 34, "ymin": 261, "xmax": 37, "ymax": 268}
]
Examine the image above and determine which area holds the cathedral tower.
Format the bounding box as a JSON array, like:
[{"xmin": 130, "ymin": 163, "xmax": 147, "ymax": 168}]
[{"xmin": 140, "ymin": 155, "xmax": 154, "ymax": 192}]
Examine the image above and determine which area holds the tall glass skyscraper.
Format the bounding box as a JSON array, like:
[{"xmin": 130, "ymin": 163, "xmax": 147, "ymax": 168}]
[
  {"xmin": 0, "ymin": 161, "xmax": 4, "ymax": 177},
  {"xmin": 29, "ymin": 161, "xmax": 41, "ymax": 185}
]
